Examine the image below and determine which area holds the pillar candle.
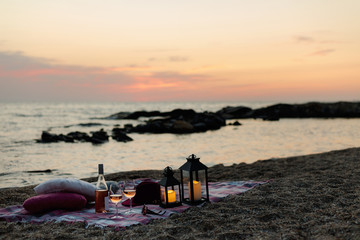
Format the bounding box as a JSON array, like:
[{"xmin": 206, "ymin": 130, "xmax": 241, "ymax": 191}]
[
  {"xmin": 164, "ymin": 189, "xmax": 176, "ymax": 203},
  {"xmin": 189, "ymin": 180, "xmax": 201, "ymax": 201}
]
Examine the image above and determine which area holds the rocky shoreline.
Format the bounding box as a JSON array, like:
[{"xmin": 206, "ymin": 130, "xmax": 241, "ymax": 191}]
[
  {"xmin": 107, "ymin": 101, "xmax": 360, "ymax": 120},
  {"xmin": 1, "ymin": 147, "xmax": 359, "ymax": 239},
  {"xmin": 37, "ymin": 101, "xmax": 360, "ymax": 143}
]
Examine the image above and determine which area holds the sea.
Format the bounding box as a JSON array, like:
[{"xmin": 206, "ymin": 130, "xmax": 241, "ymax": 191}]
[{"xmin": 1, "ymin": 101, "xmax": 359, "ymax": 189}]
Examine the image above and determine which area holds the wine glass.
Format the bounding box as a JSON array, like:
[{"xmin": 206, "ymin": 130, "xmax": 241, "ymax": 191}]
[
  {"xmin": 109, "ymin": 184, "xmax": 123, "ymax": 219},
  {"xmin": 122, "ymin": 180, "xmax": 137, "ymax": 215}
]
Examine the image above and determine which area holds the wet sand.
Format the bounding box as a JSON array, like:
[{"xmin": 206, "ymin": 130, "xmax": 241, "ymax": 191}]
[{"xmin": 1, "ymin": 147, "xmax": 359, "ymax": 239}]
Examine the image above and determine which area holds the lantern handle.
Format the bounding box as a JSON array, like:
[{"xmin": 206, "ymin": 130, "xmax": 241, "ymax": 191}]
[
  {"xmin": 187, "ymin": 154, "xmax": 200, "ymax": 161},
  {"xmin": 163, "ymin": 166, "xmax": 174, "ymax": 177},
  {"xmin": 188, "ymin": 154, "xmax": 196, "ymax": 159}
]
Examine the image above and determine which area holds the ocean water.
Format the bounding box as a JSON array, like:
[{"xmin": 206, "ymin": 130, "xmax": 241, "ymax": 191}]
[{"xmin": 0, "ymin": 101, "xmax": 359, "ymax": 189}]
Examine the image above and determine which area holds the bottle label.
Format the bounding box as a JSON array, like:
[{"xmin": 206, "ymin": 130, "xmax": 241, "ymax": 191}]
[{"xmin": 95, "ymin": 189, "xmax": 108, "ymax": 213}]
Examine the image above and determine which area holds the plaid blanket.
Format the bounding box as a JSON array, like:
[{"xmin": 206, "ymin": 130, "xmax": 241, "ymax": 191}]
[{"xmin": 0, "ymin": 180, "xmax": 268, "ymax": 230}]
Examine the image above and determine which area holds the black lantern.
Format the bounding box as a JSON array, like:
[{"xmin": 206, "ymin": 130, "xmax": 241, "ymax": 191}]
[
  {"xmin": 159, "ymin": 166, "xmax": 182, "ymax": 208},
  {"xmin": 179, "ymin": 154, "xmax": 209, "ymax": 205}
]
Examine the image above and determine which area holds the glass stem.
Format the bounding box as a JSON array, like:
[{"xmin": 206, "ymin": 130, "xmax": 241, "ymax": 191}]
[
  {"xmin": 130, "ymin": 198, "xmax": 132, "ymax": 212},
  {"xmin": 116, "ymin": 203, "xmax": 118, "ymax": 216}
]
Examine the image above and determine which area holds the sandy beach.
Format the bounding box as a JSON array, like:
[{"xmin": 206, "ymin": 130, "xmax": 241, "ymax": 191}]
[{"xmin": 1, "ymin": 147, "xmax": 359, "ymax": 239}]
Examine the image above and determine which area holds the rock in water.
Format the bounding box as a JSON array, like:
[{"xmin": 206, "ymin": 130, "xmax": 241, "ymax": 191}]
[
  {"xmin": 90, "ymin": 129, "xmax": 109, "ymax": 144},
  {"xmin": 172, "ymin": 120, "xmax": 194, "ymax": 133},
  {"xmin": 40, "ymin": 131, "xmax": 59, "ymax": 143},
  {"xmin": 216, "ymin": 106, "xmax": 253, "ymax": 119},
  {"xmin": 66, "ymin": 131, "xmax": 91, "ymax": 142},
  {"xmin": 112, "ymin": 128, "xmax": 133, "ymax": 142}
]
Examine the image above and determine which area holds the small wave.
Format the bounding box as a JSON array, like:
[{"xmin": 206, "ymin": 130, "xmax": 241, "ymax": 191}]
[
  {"xmin": 13, "ymin": 140, "xmax": 35, "ymax": 145},
  {"xmin": 64, "ymin": 122, "xmax": 105, "ymax": 128},
  {"xmin": 14, "ymin": 113, "xmax": 43, "ymax": 118},
  {"xmin": 25, "ymin": 169, "xmax": 55, "ymax": 173},
  {"xmin": 0, "ymin": 172, "xmax": 13, "ymax": 176},
  {"xmin": 57, "ymin": 173, "xmax": 72, "ymax": 176}
]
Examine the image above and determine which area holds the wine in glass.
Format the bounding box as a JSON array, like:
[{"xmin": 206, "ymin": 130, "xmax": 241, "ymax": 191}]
[
  {"xmin": 123, "ymin": 180, "xmax": 137, "ymax": 215},
  {"xmin": 109, "ymin": 184, "xmax": 123, "ymax": 219}
]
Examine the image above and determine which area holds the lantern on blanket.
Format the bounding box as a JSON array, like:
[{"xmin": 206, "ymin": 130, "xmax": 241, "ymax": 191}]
[
  {"xmin": 159, "ymin": 166, "xmax": 182, "ymax": 208},
  {"xmin": 179, "ymin": 154, "xmax": 209, "ymax": 205}
]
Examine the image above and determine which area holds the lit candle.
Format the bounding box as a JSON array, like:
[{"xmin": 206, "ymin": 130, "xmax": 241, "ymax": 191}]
[
  {"xmin": 189, "ymin": 180, "xmax": 201, "ymax": 201},
  {"xmin": 164, "ymin": 189, "xmax": 176, "ymax": 203}
]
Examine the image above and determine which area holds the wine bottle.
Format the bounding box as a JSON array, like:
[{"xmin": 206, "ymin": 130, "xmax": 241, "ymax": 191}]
[{"xmin": 95, "ymin": 164, "xmax": 109, "ymax": 213}]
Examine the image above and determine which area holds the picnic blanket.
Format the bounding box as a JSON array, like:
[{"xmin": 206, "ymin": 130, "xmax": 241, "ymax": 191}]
[{"xmin": 0, "ymin": 180, "xmax": 268, "ymax": 230}]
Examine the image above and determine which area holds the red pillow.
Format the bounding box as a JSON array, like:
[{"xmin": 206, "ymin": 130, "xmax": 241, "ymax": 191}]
[{"xmin": 23, "ymin": 192, "xmax": 87, "ymax": 214}]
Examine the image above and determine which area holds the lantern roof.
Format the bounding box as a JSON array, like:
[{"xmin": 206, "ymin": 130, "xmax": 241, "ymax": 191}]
[
  {"xmin": 179, "ymin": 154, "xmax": 208, "ymax": 171},
  {"xmin": 159, "ymin": 166, "xmax": 180, "ymax": 186}
]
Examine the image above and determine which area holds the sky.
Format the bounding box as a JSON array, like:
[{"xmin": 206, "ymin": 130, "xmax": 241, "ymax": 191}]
[{"xmin": 0, "ymin": 0, "xmax": 359, "ymax": 102}]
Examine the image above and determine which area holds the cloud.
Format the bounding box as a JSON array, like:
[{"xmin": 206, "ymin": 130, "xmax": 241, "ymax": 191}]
[
  {"xmin": 293, "ymin": 35, "xmax": 342, "ymax": 45},
  {"xmin": 292, "ymin": 35, "xmax": 338, "ymax": 58},
  {"xmin": 151, "ymin": 71, "xmax": 205, "ymax": 81},
  {"xmin": 0, "ymin": 51, "xmax": 211, "ymax": 102},
  {"xmin": 293, "ymin": 35, "xmax": 315, "ymax": 43},
  {"xmin": 124, "ymin": 71, "xmax": 208, "ymax": 93},
  {"xmin": 0, "ymin": 51, "xmax": 140, "ymax": 101},
  {"xmin": 310, "ymin": 49, "xmax": 335, "ymax": 56},
  {"xmin": 107, "ymin": 65, "xmax": 151, "ymax": 73},
  {"xmin": 0, "ymin": 51, "xmax": 54, "ymax": 71}
]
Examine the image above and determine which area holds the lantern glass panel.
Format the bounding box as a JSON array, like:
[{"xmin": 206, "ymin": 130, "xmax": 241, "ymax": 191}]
[
  {"xmin": 160, "ymin": 186, "xmax": 165, "ymax": 202},
  {"xmin": 196, "ymin": 169, "xmax": 206, "ymax": 200},
  {"xmin": 160, "ymin": 185, "xmax": 180, "ymax": 205},
  {"xmin": 174, "ymin": 185, "xmax": 181, "ymax": 202},
  {"xmin": 181, "ymin": 170, "xmax": 190, "ymax": 200},
  {"xmin": 189, "ymin": 169, "xmax": 206, "ymax": 201},
  {"xmin": 181, "ymin": 169, "xmax": 207, "ymax": 202}
]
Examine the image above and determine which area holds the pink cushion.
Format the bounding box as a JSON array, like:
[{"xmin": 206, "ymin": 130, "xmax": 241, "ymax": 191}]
[{"xmin": 23, "ymin": 192, "xmax": 87, "ymax": 214}]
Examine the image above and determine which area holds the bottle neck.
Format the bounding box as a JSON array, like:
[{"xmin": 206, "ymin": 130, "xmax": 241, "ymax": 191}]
[
  {"xmin": 96, "ymin": 174, "xmax": 107, "ymax": 190},
  {"xmin": 98, "ymin": 164, "xmax": 104, "ymax": 175}
]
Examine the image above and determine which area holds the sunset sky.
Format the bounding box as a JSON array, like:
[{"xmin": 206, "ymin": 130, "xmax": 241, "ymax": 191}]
[{"xmin": 1, "ymin": 0, "xmax": 359, "ymax": 102}]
